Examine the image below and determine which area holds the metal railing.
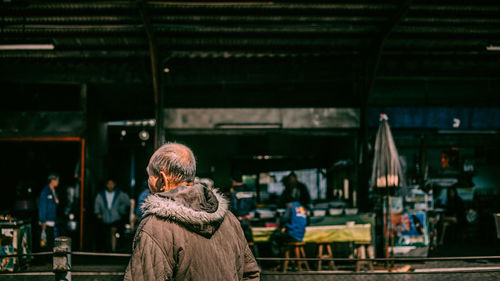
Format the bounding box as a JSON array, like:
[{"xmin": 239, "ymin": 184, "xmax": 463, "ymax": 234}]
[{"xmin": 2, "ymin": 237, "xmax": 500, "ymax": 279}]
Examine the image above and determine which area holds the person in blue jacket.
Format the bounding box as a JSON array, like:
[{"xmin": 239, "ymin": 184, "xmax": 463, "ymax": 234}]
[
  {"xmin": 134, "ymin": 184, "xmax": 150, "ymax": 220},
  {"xmin": 270, "ymin": 187, "xmax": 308, "ymax": 265},
  {"xmin": 39, "ymin": 173, "xmax": 60, "ymax": 249},
  {"xmin": 230, "ymin": 171, "xmax": 257, "ymax": 243}
]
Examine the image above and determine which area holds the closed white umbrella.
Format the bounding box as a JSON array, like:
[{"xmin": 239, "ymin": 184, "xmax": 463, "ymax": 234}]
[
  {"xmin": 370, "ymin": 114, "xmax": 404, "ymax": 263},
  {"xmin": 371, "ymin": 114, "xmax": 404, "ymax": 189}
]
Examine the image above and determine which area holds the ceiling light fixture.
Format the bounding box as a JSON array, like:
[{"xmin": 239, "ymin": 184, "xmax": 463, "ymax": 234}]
[
  {"xmin": 139, "ymin": 130, "xmax": 150, "ymax": 141},
  {"xmin": 0, "ymin": 44, "xmax": 55, "ymax": 50},
  {"xmin": 486, "ymin": 45, "xmax": 500, "ymax": 51}
]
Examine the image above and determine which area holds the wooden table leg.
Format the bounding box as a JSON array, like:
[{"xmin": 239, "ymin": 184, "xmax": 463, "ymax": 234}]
[
  {"xmin": 326, "ymin": 244, "xmax": 336, "ymax": 270},
  {"xmin": 317, "ymin": 244, "xmax": 324, "ymax": 270}
]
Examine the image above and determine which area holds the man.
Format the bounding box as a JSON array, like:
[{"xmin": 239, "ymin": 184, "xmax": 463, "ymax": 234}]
[
  {"xmin": 230, "ymin": 171, "xmax": 257, "ymax": 243},
  {"xmin": 124, "ymin": 143, "xmax": 260, "ymax": 281},
  {"xmin": 279, "ymin": 172, "xmax": 311, "ymax": 208},
  {"xmin": 130, "ymin": 181, "xmax": 150, "ymax": 230},
  {"xmin": 270, "ymin": 187, "xmax": 307, "ymax": 264},
  {"xmin": 94, "ymin": 179, "xmax": 130, "ymax": 252},
  {"xmin": 39, "ymin": 173, "xmax": 60, "ymax": 249}
]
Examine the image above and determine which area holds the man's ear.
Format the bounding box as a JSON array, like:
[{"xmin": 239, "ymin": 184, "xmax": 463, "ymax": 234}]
[{"xmin": 159, "ymin": 171, "xmax": 169, "ymax": 191}]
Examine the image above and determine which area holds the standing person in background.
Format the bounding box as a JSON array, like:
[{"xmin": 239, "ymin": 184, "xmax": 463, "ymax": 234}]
[
  {"xmin": 39, "ymin": 173, "xmax": 60, "ymax": 250},
  {"xmin": 439, "ymin": 186, "xmax": 466, "ymax": 245},
  {"xmin": 94, "ymin": 179, "xmax": 130, "ymax": 252}
]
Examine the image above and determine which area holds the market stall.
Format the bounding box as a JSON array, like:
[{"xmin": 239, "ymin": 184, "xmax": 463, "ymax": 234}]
[
  {"xmin": 385, "ymin": 194, "xmax": 433, "ymax": 257},
  {"xmin": 0, "ymin": 218, "xmax": 31, "ymax": 272},
  {"xmin": 250, "ymin": 211, "xmax": 376, "ymax": 261}
]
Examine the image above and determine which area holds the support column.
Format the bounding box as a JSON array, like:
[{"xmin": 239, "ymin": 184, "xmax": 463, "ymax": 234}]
[
  {"xmin": 357, "ymin": 0, "xmax": 413, "ymax": 211},
  {"xmin": 138, "ymin": 0, "xmax": 164, "ymax": 148},
  {"xmin": 79, "ymin": 83, "xmax": 87, "ymax": 250},
  {"xmin": 358, "ymin": 104, "xmax": 370, "ymax": 211}
]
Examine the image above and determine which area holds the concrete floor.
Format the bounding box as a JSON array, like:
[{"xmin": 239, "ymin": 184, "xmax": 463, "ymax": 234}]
[
  {"xmin": 2, "ymin": 260, "xmax": 500, "ymax": 281},
  {"xmin": 1, "ymin": 271, "xmax": 500, "ymax": 281}
]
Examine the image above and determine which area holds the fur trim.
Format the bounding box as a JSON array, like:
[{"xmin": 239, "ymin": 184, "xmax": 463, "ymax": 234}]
[{"xmin": 141, "ymin": 188, "xmax": 229, "ymax": 226}]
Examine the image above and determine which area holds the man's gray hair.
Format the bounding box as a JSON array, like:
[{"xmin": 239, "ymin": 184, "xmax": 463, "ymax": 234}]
[
  {"xmin": 147, "ymin": 142, "xmax": 196, "ymax": 184},
  {"xmin": 47, "ymin": 173, "xmax": 59, "ymax": 182}
]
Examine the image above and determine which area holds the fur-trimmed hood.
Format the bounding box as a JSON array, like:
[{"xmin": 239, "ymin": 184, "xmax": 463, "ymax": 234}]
[{"xmin": 141, "ymin": 184, "xmax": 229, "ymax": 238}]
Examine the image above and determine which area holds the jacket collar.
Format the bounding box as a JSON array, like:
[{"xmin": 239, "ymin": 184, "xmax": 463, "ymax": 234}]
[{"xmin": 141, "ymin": 184, "xmax": 229, "ymax": 237}]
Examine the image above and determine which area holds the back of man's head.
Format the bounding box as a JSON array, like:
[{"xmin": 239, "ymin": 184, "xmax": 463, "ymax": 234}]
[{"xmin": 147, "ymin": 143, "xmax": 196, "ymax": 185}]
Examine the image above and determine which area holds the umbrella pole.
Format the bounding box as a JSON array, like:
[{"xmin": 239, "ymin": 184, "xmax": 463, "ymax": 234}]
[
  {"xmin": 383, "ymin": 195, "xmax": 388, "ymax": 260},
  {"xmin": 386, "ymin": 192, "xmax": 391, "ymax": 269},
  {"xmin": 388, "ymin": 194, "xmax": 395, "ymax": 269}
]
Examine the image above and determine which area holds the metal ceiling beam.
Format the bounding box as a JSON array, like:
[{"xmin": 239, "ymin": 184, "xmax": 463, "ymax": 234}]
[
  {"xmin": 0, "ymin": 37, "xmax": 369, "ymax": 48},
  {"xmin": 5, "ymin": 2, "xmax": 134, "ymax": 10},
  {"xmin": 168, "ymin": 50, "xmax": 358, "ymax": 59},
  {"xmin": 149, "ymin": 37, "xmax": 370, "ymax": 48},
  {"xmin": 0, "ymin": 50, "xmax": 149, "ymax": 58},
  {"xmin": 14, "ymin": 2, "xmax": 397, "ymax": 11},
  {"xmin": 13, "ymin": 2, "xmax": 500, "ymax": 13},
  {"xmin": 403, "ymin": 17, "xmax": 500, "ymax": 25},
  {"xmin": 410, "ymin": 4, "xmax": 500, "ymax": 13},
  {"xmin": 2, "ymin": 48, "xmax": 499, "ymax": 60},
  {"xmin": 1, "ymin": 25, "xmax": 380, "ymax": 34},
  {"xmin": 3, "ymin": 25, "xmax": 499, "ymax": 38},
  {"xmin": 2, "ymin": 16, "xmax": 141, "ymax": 24},
  {"xmin": 2, "ymin": 15, "xmax": 386, "ymax": 24},
  {"xmin": 4, "ymin": 14, "xmax": 499, "ymax": 26},
  {"xmin": 394, "ymin": 25, "xmax": 500, "ymax": 35},
  {"xmin": 0, "ymin": 49, "xmax": 358, "ymax": 59},
  {"xmin": 8, "ymin": 15, "xmax": 500, "ymax": 25},
  {"xmin": 1, "ymin": 25, "xmax": 143, "ymax": 33}
]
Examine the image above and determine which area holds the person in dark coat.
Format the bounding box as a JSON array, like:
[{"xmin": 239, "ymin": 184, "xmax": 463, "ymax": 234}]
[
  {"xmin": 439, "ymin": 186, "xmax": 466, "ymax": 245},
  {"xmin": 124, "ymin": 143, "xmax": 260, "ymax": 281},
  {"xmin": 279, "ymin": 172, "xmax": 311, "ymax": 208}
]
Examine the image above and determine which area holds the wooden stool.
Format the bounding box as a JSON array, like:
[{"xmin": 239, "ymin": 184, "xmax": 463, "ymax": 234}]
[
  {"xmin": 283, "ymin": 242, "xmax": 310, "ymax": 272},
  {"xmin": 316, "ymin": 242, "xmax": 336, "ymax": 270},
  {"xmin": 355, "ymin": 244, "xmax": 374, "ymax": 272}
]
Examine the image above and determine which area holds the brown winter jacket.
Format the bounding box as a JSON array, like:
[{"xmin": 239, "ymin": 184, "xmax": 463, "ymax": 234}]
[{"xmin": 124, "ymin": 184, "xmax": 260, "ymax": 281}]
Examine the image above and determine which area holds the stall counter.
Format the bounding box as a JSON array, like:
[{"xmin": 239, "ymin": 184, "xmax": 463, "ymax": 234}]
[{"xmin": 252, "ymin": 224, "xmax": 371, "ymax": 244}]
